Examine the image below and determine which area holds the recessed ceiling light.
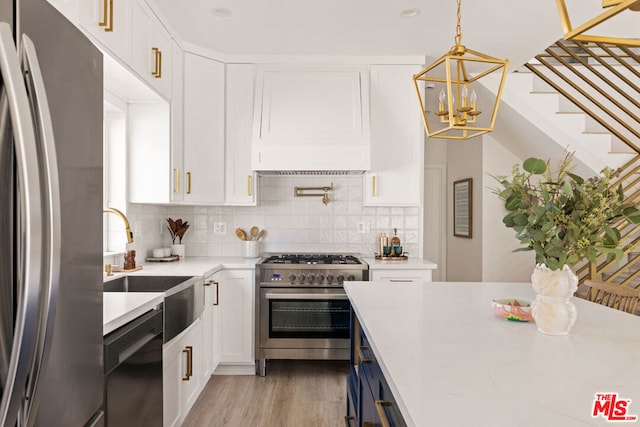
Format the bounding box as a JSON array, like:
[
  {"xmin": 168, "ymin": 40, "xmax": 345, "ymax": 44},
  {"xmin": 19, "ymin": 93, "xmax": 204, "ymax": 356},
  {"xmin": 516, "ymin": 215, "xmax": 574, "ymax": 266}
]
[
  {"xmin": 401, "ymin": 9, "xmax": 421, "ymax": 18},
  {"xmin": 212, "ymin": 7, "xmax": 233, "ymax": 17}
]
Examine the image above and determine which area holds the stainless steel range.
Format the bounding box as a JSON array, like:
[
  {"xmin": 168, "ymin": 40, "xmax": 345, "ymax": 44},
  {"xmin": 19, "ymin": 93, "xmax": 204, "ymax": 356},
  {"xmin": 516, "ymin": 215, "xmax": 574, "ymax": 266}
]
[{"xmin": 256, "ymin": 254, "xmax": 369, "ymax": 376}]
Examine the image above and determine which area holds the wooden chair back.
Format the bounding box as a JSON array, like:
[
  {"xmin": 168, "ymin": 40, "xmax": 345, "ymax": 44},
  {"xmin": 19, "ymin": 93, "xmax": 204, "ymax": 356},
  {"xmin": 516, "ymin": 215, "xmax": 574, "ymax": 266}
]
[{"xmin": 582, "ymin": 280, "xmax": 640, "ymax": 314}]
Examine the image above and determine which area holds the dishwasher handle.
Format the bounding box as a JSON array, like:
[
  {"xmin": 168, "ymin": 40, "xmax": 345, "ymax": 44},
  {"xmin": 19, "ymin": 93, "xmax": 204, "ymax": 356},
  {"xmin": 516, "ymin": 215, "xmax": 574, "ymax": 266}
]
[{"xmin": 103, "ymin": 307, "xmax": 163, "ymax": 374}]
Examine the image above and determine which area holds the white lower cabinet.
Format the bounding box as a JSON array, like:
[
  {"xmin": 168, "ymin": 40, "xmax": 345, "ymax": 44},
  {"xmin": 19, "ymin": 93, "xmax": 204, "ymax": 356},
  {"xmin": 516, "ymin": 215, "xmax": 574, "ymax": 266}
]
[
  {"xmin": 201, "ymin": 272, "xmax": 221, "ymax": 384},
  {"xmin": 370, "ymin": 269, "xmax": 432, "ymax": 283},
  {"xmin": 217, "ymin": 269, "xmax": 255, "ymax": 371},
  {"xmin": 163, "ymin": 318, "xmax": 202, "ymax": 427}
]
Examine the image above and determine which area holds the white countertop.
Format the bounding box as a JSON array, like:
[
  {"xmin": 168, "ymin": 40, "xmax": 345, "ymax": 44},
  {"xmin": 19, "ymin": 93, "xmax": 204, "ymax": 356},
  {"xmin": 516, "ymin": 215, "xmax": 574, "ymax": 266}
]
[
  {"xmin": 345, "ymin": 281, "xmax": 640, "ymax": 427},
  {"xmin": 361, "ymin": 257, "xmax": 437, "ymax": 270},
  {"xmin": 104, "ymin": 256, "xmax": 259, "ymax": 282},
  {"xmin": 103, "ymin": 292, "xmax": 164, "ymax": 335},
  {"xmin": 103, "ymin": 256, "xmax": 260, "ymax": 335}
]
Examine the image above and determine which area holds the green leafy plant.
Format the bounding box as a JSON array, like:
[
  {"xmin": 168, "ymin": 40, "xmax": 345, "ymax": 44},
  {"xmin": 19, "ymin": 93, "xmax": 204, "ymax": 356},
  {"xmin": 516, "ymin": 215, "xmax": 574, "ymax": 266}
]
[{"xmin": 492, "ymin": 152, "xmax": 640, "ymax": 271}]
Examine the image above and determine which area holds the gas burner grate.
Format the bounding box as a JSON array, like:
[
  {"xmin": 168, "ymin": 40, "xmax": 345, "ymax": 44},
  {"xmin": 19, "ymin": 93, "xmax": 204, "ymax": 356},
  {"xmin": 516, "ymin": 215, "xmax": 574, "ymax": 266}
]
[{"xmin": 261, "ymin": 254, "xmax": 362, "ymax": 265}]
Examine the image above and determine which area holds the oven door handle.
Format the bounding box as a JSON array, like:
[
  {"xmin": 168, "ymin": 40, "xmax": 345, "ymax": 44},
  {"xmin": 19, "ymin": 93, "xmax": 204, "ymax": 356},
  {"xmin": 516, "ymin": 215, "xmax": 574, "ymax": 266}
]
[{"xmin": 264, "ymin": 292, "xmax": 348, "ymax": 300}]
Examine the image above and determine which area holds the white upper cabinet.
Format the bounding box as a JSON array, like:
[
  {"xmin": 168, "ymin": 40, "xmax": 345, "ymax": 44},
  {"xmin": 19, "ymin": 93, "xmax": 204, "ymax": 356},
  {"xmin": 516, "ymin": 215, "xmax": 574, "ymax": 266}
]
[
  {"xmin": 79, "ymin": 0, "xmax": 132, "ymax": 62},
  {"xmin": 364, "ymin": 65, "xmax": 424, "ymax": 206},
  {"xmin": 131, "ymin": 0, "xmax": 172, "ymax": 99},
  {"xmin": 128, "ymin": 101, "xmax": 171, "ymax": 204},
  {"xmin": 251, "ymin": 65, "xmax": 371, "ymax": 172},
  {"xmin": 47, "ymin": 0, "xmax": 78, "ymax": 21},
  {"xmin": 170, "ymin": 40, "xmax": 184, "ymax": 203},
  {"xmin": 226, "ymin": 64, "xmax": 257, "ymax": 205},
  {"xmin": 183, "ymin": 52, "xmax": 225, "ymax": 205}
]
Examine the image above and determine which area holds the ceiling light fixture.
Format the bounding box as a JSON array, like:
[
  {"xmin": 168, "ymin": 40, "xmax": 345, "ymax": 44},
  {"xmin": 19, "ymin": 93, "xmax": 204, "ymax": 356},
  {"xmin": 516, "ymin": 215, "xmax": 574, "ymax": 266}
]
[
  {"xmin": 412, "ymin": 0, "xmax": 509, "ymax": 140},
  {"xmin": 401, "ymin": 9, "xmax": 421, "ymax": 18},
  {"xmin": 212, "ymin": 7, "xmax": 233, "ymax": 17},
  {"xmin": 556, "ymin": 0, "xmax": 640, "ymax": 46}
]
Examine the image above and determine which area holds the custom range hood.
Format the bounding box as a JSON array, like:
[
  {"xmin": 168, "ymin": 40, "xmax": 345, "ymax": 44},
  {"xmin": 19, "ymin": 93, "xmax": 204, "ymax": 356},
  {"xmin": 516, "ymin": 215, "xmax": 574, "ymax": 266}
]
[{"xmin": 251, "ymin": 65, "xmax": 371, "ymax": 175}]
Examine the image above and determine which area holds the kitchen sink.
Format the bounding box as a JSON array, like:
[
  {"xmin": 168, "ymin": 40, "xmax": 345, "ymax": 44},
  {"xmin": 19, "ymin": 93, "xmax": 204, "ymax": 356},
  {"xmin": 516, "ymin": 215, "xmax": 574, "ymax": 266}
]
[
  {"xmin": 104, "ymin": 275, "xmax": 204, "ymax": 343},
  {"xmin": 103, "ymin": 275, "xmax": 194, "ymax": 293}
]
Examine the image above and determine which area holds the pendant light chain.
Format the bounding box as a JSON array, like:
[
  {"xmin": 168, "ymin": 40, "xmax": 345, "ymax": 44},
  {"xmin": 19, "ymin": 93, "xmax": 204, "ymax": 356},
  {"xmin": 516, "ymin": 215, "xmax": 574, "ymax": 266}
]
[{"xmin": 454, "ymin": 0, "xmax": 462, "ymax": 46}]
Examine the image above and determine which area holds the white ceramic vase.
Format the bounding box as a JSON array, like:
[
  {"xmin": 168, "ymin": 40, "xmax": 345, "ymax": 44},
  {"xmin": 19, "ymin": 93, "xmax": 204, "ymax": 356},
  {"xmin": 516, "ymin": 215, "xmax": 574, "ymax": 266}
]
[
  {"xmin": 530, "ymin": 263, "xmax": 578, "ymax": 336},
  {"xmin": 171, "ymin": 244, "xmax": 185, "ymax": 258}
]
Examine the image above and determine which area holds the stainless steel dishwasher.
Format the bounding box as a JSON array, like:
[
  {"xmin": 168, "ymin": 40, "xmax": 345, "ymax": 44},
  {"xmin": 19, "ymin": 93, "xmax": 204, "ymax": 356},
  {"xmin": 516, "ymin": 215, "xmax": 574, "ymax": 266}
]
[{"xmin": 104, "ymin": 305, "xmax": 164, "ymax": 427}]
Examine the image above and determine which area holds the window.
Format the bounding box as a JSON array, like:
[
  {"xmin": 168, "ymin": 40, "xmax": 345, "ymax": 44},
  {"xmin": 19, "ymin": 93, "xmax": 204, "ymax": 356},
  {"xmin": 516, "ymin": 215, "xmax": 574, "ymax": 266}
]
[{"xmin": 104, "ymin": 91, "xmax": 128, "ymax": 253}]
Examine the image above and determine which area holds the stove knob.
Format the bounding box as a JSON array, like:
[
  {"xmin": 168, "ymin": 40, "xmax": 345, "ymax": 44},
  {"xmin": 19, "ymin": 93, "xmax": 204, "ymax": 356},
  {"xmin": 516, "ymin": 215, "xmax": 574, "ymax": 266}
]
[
  {"xmin": 298, "ymin": 274, "xmax": 306, "ymax": 283},
  {"xmin": 288, "ymin": 273, "xmax": 297, "ymax": 283},
  {"xmin": 308, "ymin": 274, "xmax": 315, "ymax": 283},
  {"xmin": 347, "ymin": 274, "xmax": 355, "ymax": 281},
  {"xmin": 317, "ymin": 274, "xmax": 325, "ymax": 283},
  {"xmin": 326, "ymin": 274, "xmax": 334, "ymax": 283},
  {"xmin": 337, "ymin": 274, "xmax": 345, "ymax": 283}
]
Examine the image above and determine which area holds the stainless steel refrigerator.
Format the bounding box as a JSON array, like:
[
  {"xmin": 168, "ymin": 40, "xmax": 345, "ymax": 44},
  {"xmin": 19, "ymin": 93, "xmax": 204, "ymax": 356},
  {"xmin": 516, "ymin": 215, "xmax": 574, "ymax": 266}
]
[{"xmin": 0, "ymin": 0, "xmax": 104, "ymax": 425}]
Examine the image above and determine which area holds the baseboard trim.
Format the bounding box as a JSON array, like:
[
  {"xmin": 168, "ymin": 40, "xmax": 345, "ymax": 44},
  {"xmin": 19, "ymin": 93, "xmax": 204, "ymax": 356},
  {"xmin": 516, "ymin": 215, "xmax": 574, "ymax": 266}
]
[{"xmin": 213, "ymin": 364, "xmax": 256, "ymax": 376}]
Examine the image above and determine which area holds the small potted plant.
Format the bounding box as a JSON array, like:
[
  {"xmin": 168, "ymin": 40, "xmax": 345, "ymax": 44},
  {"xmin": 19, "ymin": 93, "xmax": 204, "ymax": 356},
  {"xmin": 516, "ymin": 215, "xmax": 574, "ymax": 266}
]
[
  {"xmin": 493, "ymin": 152, "xmax": 640, "ymax": 335},
  {"xmin": 167, "ymin": 218, "xmax": 190, "ymax": 258}
]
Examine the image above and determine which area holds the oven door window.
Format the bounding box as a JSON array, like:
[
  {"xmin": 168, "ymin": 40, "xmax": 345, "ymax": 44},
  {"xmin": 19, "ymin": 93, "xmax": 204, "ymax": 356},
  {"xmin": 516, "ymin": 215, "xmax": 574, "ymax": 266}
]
[{"xmin": 269, "ymin": 299, "xmax": 350, "ymax": 339}]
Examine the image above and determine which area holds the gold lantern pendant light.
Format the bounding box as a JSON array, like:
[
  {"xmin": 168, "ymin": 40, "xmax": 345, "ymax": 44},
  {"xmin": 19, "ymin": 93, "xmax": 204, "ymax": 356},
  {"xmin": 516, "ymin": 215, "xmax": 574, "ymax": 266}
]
[
  {"xmin": 413, "ymin": 0, "xmax": 509, "ymax": 140},
  {"xmin": 556, "ymin": 0, "xmax": 640, "ymax": 46}
]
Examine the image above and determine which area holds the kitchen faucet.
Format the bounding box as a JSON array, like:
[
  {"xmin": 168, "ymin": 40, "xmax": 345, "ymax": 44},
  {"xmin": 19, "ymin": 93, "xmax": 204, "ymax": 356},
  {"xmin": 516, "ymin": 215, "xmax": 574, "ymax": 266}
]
[{"xmin": 103, "ymin": 207, "xmax": 134, "ymax": 243}]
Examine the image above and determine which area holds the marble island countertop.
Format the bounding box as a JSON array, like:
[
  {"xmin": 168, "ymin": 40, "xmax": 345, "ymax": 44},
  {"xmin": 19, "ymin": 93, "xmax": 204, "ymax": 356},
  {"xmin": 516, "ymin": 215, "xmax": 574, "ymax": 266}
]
[{"xmin": 345, "ymin": 281, "xmax": 640, "ymax": 427}]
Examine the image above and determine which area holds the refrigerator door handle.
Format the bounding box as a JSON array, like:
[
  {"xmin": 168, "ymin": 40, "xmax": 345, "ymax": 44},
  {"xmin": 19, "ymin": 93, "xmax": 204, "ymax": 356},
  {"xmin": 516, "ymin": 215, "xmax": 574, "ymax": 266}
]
[
  {"xmin": 20, "ymin": 34, "xmax": 62, "ymax": 425},
  {"xmin": 0, "ymin": 23, "xmax": 44, "ymax": 427}
]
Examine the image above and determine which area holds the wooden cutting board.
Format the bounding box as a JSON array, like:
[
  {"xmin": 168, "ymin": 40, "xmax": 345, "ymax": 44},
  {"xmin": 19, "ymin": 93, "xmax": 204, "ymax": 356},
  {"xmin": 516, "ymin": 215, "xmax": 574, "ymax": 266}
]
[{"xmin": 112, "ymin": 265, "xmax": 143, "ymax": 273}]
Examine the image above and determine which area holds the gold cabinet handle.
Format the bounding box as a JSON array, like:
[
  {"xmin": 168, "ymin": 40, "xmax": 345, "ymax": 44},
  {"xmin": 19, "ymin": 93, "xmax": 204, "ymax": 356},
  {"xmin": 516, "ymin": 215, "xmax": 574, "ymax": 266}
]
[
  {"xmin": 213, "ymin": 281, "xmax": 219, "ymax": 306},
  {"xmin": 173, "ymin": 168, "xmax": 180, "ymax": 193},
  {"xmin": 186, "ymin": 172, "xmax": 192, "ymax": 194},
  {"xmin": 247, "ymin": 175, "xmax": 252, "ymax": 196},
  {"xmin": 357, "ymin": 346, "xmax": 372, "ymax": 364},
  {"xmin": 151, "ymin": 47, "xmax": 159, "ymax": 76},
  {"xmin": 182, "ymin": 346, "xmax": 193, "ymax": 380},
  {"xmin": 390, "ymin": 279, "xmax": 414, "ymax": 283},
  {"xmin": 99, "ymin": 0, "xmax": 114, "ymax": 32},
  {"xmin": 344, "ymin": 415, "xmax": 355, "ymax": 426},
  {"xmin": 374, "ymin": 400, "xmax": 392, "ymax": 427},
  {"xmin": 152, "ymin": 47, "xmax": 160, "ymax": 77},
  {"xmin": 107, "ymin": 0, "xmax": 113, "ymax": 32},
  {"xmin": 372, "ymin": 175, "xmax": 377, "ymax": 197},
  {"xmin": 151, "ymin": 48, "xmax": 162, "ymax": 78},
  {"xmin": 99, "ymin": 0, "xmax": 108, "ymax": 27}
]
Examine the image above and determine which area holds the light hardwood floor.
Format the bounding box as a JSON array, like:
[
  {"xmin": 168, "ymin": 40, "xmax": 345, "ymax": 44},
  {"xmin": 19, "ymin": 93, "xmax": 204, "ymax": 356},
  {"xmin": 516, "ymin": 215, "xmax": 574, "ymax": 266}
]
[{"xmin": 182, "ymin": 360, "xmax": 350, "ymax": 427}]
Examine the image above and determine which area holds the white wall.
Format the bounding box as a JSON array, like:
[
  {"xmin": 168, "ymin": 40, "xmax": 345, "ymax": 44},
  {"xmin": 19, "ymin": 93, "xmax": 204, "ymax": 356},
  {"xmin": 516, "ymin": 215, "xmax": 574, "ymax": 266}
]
[
  {"xmin": 482, "ymin": 135, "xmax": 535, "ymax": 282},
  {"xmin": 424, "ymin": 140, "xmax": 447, "ymax": 280},
  {"xmin": 446, "ymin": 138, "xmax": 483, "ymax": 281}
]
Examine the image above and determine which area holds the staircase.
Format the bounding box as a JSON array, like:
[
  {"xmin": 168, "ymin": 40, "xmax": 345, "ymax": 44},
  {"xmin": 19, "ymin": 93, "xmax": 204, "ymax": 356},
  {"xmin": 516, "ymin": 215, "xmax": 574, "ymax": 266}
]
[{"xmin": 490, "ymin": 39, "xmax": 640, "ymax": 288}]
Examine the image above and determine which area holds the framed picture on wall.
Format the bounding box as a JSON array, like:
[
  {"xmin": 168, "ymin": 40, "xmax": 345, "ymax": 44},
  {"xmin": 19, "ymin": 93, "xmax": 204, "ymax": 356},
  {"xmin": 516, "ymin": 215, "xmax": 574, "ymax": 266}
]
[{"xmin": 453, "ymin": 178, "xmax": 472, "ymax": 238}]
